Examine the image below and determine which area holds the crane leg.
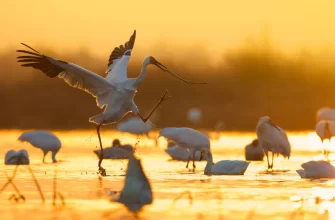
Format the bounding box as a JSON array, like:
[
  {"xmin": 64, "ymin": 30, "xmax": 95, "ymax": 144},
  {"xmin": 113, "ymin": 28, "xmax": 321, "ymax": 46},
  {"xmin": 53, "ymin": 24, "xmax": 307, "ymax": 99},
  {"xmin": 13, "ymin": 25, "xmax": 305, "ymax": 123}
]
[
  {"xmin": 186, "ymin": 153, "xmax": 191, "ymax": 168},
  {"xmin": 192, "ymin": 151, "xmax": 196, "ymax": 168},
  {"xmin": 265, "ymin": 150, "xmax": 270, "ymax": 170},
  {"xmin": 97, "ymin": 124, "xmax": 106, "ymax": 176},
  {"xmin": 138, "ymin": 90, "xmax": 171, "ymax": 123},
  {"xmin": 271, "ymin": 151, "xmax": 274, "ymax": 170},
  {"xmin": 42, "ymin": 153, "xmax": 46, "ymax": 163}
]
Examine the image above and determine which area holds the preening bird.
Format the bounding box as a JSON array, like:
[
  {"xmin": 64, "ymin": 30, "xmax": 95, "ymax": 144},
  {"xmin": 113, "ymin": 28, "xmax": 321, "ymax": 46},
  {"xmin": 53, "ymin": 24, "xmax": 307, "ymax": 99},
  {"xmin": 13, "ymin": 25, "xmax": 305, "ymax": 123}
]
[
  {"xmin": 5, "ymin": 149, "xmax": 30, "ymax": 165},
  {"xmin": 18, "ymin": 130, "xmax": 61, "ymax": 163},
  {"xmin": 16, "ymin": 30, "xmax": 206, "ymax": 175},
  {"xmin": 159, "ymin": 127, "xmax": 210, "ymax": 168},
  {"xmin": 256, "ymin": 116, "xmax": 291, "ymax": 170},
  {"xmin": 296, "ymin": 160, "xmax": 335, "ymax": 178},
  {"xmin": 93, "ymin": 139, "xmax": 134, "ymax": 159},
  {"xmin": 164, "ymin": 145, "xmax": 208, "ymax": 161},
  {"xmin": 244, "ymin": 139, "xmax": 264, "ymax": 161},
  {"xmin": 199, "ymin": 148, "xmax": 250, "ymax": 175}
]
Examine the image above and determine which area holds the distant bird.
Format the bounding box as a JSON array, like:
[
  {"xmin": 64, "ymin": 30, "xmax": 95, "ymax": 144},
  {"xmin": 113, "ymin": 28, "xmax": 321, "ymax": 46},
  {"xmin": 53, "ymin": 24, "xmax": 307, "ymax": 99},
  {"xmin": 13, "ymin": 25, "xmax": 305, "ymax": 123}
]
[
  {"xmin": 187, "ymin": 108, "xmax": 202, "ymax": 124},
  {"xmin": 296, "ymin": 160, "xmax": 335, "ymax": 178},
  {"xmin": 159, "ymin": 127, "xmax": 210, "ymax": 168},
  {"xmin": 116, "ymin": 117, "xmax": 158, "ymax": 146},
  {"xmin": 93, "ymin": 139, "xmax": 134, "ymax": 159},
  {"xmin": 116, "ymin": 117, "xmax": 153, "ymax": 136},
  {"xmin": 316, "ymin": 107, "xmax": 335, "ymax": 122},
  {"xmin": 18, "ymin": 131, "xmax": 61, "ymax": 163},
  {"xmin": 256, "ymin": 116, "xmax": 291, "ymax": 170},
  {"xmin": 17, "ymin": 31, "xmax": 206, "ymax": 174},
  {"xmin": 165, "ymin": 145, "xmax": 208, "ymax": 161},
  {"xmin": 316, "ymin": 120, "xmax": 335, "ymax": 159},
  {"xmin": 5, "ymin": 150, "xmax": 30, "ymax": 165},
  {"xmin": 199, "ymin": 148, "xmax": 250, "ymax": 175},
  {"xmin": 244, "ymin": 139, "xmax": 264, "ymax": 161},
  {"xmin": 110, "ymin": 155, "xmax": 152, "ymax": 216}
]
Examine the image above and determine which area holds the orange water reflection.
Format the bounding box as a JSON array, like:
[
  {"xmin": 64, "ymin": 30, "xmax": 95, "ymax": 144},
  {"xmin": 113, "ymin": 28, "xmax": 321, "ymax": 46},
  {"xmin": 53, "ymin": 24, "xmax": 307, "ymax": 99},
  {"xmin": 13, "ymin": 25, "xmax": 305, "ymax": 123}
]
[{"xmin": 0, "ymin": 130, "xmax": 334, "ymax": 219}]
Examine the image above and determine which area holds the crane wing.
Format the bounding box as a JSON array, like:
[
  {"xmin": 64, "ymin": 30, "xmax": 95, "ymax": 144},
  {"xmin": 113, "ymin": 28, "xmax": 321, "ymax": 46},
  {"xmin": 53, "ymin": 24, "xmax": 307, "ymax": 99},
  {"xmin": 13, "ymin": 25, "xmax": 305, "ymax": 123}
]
[
  {"xmin": 17, "ymin": 43, "xmax": 117, "ymax": 109},
  {"xmin": 105, "ymin": 30, "xmax": 136, "ymax": 83}
]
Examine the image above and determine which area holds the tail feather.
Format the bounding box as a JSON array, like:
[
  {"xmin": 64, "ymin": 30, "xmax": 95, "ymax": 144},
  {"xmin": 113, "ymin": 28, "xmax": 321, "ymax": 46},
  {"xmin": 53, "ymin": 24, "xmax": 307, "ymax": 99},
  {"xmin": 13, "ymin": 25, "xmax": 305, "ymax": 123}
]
[{"xmin": 89, "ymin": 114, "xmax": 104, "ymax": 124}]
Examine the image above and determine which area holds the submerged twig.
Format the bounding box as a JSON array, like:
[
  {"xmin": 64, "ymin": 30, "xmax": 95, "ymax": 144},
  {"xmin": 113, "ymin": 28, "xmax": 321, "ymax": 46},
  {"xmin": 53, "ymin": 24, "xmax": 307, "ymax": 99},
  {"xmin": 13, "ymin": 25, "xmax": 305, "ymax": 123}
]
[
  {"xmin": 171, "ymin": 190, "xmax": 193, "ymax": 206},
  {"xmin": 26, "ymin": 165, "xmax": 45, "ymax": 203},
  {"xmin": 0, "ymin": 165, "xmax": 20, "ymax": 194},
  {"xmin": 52, "ymin": 166, "xmax": 65, "ymax": 206}
]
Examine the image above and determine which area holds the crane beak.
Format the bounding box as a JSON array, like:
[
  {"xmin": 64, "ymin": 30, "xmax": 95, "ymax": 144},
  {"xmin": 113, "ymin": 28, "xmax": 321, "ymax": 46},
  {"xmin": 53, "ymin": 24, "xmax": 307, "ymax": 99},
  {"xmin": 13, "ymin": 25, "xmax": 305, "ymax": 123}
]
[
  {"xmin": 154, "ymin": 60, "xmax": 208, "ymax": 85},
  {"xmin": 199, "ymin": 151, "xmax": 204, "ymax": 161},
  {"xmin": 154, "ymin": 61, "xmax": 169, "ymax": 72}
]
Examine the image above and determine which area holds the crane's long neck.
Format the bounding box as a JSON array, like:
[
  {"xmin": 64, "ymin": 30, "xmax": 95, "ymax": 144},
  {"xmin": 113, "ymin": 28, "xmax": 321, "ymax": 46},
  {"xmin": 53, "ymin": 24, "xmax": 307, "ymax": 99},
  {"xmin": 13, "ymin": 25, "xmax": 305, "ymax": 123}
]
[
  {"xmin": 204, "ymin": 151, "xmax": 214, "ymax": 175},
  {"xmin": 133, "ymin": 62, "xmax": 148, "ymax": 88}
]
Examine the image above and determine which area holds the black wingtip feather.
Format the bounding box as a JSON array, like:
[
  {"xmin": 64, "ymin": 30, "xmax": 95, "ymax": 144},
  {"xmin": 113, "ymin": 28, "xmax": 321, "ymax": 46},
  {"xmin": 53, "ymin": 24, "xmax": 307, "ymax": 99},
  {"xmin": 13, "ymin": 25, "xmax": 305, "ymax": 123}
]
[{"xmin": 20, "ymin": 43, "xmax": 42, "ymax": 55}]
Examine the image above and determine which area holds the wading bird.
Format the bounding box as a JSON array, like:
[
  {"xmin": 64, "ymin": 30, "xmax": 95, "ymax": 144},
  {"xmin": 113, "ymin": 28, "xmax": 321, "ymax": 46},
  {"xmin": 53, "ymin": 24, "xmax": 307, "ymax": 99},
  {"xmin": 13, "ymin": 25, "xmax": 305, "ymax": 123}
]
[
  {"xmin": 199, "ymin": 148, "xmax": 250, "ymax": 175},
  {"xmin": 159, "ymin": 127, "xmax": 210, "ymax": 169},
  {"xmin": 316, "ymin": 120, "xmax": 335, "ymax": 160},
  {"xmin": 17, "ymin": 30, "xmax": 206, "ymax": 175},
  {"xmin": 256, "ymin": 116, "xmax": 291, "ymax": 170},
  {"xmin": 18, "ymin": 131, "xmax": 61, "ymax": 163}
]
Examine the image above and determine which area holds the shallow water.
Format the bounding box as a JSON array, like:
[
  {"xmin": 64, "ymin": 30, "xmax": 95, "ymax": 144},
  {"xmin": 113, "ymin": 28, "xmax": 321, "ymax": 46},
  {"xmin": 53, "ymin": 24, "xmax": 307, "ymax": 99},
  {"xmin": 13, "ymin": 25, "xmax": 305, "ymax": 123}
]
[{"xmin": 0, "ymin": 129, "xmax": 335, "ymax": 220}]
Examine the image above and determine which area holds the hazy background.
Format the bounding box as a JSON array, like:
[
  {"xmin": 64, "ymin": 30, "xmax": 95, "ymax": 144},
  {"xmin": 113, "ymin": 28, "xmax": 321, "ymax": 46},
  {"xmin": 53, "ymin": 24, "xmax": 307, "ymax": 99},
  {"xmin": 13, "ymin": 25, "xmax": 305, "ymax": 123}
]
[{"xmin": 1, "ymin": 0, "xmax": 335, "ymax": 131}]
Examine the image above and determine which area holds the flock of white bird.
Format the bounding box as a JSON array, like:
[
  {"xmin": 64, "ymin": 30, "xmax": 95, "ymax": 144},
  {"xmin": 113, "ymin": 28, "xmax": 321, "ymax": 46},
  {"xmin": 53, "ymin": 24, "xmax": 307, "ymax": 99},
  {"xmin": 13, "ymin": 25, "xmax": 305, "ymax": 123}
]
[{"xmin": 4, "ymin": 30, "xmax": 335, "ymax": 214}]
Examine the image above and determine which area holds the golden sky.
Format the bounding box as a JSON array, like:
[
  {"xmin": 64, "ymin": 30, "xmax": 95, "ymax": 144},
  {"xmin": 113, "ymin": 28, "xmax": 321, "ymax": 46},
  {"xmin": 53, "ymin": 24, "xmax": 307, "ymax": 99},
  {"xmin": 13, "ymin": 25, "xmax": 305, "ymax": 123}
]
[{"xmin": 1, "ymin": 0, "xmax": 335, "ymax": 59}]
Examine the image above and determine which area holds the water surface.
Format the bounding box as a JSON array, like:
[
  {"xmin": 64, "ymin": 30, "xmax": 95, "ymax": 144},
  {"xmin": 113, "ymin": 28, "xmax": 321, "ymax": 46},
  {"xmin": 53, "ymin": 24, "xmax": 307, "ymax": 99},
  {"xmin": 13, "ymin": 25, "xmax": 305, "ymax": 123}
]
[{"xmin": 0, "ymin": 130, "xmax": 334, "ymax": 220}]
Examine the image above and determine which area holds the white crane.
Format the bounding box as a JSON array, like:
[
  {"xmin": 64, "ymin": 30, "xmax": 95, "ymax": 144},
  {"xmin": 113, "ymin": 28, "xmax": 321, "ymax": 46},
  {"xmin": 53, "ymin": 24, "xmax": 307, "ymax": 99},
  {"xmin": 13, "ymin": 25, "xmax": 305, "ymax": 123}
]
[
  {"xmin": 199, "ymin": 148, "xmax": 250, "ymax": 175},
  {"xmin": 18, "ymin": 130, "xmax": 61, "ymax": 163},
  {"xmin": 296, "ymin": 160, "xmax": 335, "ymax": 178},
  {"xmin": 159, "ymin": 127, "xmax": 210, "ymax": 169},
  {"xmin": 315, "ymin": 120, "xmax": 335, "ymax": 160},
  {"xmin": 256, "ymin": 116, "xmax": 291, "ymax": 170},
  {"xmin": 5, "ymin": 150, "xmax": 30, "ymax": 165},
  {"xmin": 17, "ymin": 30, "xmax": 206, "ymax": 175}
]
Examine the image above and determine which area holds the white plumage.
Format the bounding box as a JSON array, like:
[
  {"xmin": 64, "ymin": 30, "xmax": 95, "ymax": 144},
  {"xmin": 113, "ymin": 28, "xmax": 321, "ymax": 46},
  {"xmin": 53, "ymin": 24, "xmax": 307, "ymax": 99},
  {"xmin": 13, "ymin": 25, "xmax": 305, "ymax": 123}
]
[
  {"xmin": 116, "ymin": 117, "xmax": 153, "ymax": 135},
  {"xmin": 5, "ymin": 149, "xmax": 30, "ymax": 165},
  {"xmin": 199, "ymin": 148, "xmax": 250, "ymax": 175},
  {"xmin": 296, "ymin": 160, "xmax": 335, "ymax": 178},
  {"xmin": 316, "ymin": 120, "xmax": 335, "ymax": 142},
  {"xmin": 111, "ymin": 155, "xmax": 152, "ymax": 215},
  {"xmin": 315, "ymin": 120, "xmax": 335, "ymax": 159},
  {"xmin": 164, "ymin": 145, "xmax": 208, "ymax": 161},
  {"xmin": 316, "ymin": 107, "xmax": 335, "ymax": 121},
  {"xmin": 16, "ymin": 31, "xmax": 178, "ymax": 174},
  {"xmin": 159, "ymin": 127, "xmax": 210, "ymax": 168},
  {"xmin": 18, "ymin": 130, "xmax": 61, "ymax": 163},
  {"xmin": 256, "ymin": 116, "xmax": 291, "ymax": 170}
]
